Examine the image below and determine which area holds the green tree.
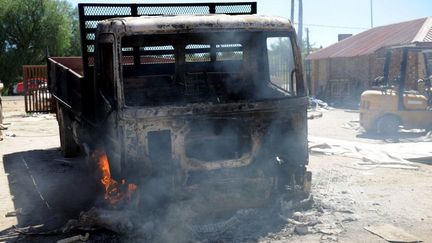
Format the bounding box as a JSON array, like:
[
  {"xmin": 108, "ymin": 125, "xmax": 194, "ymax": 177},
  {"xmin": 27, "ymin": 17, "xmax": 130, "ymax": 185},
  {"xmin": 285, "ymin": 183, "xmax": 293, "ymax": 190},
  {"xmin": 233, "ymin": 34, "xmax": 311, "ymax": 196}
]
[
  {"xmin": 0, "ymin": 0, "xmax": 79, "ymax": 91},
  {"xmin": 66, "ymin": 6, "xmax": 81, "ymax": 56}
]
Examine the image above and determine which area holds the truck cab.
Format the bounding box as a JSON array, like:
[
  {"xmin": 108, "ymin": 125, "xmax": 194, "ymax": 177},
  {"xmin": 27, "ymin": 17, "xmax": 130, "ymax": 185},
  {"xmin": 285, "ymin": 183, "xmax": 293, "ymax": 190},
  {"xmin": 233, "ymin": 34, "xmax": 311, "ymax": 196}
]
[{"xmin": 49, "ymin": 3, "xmax": 310, "ymax": 214}]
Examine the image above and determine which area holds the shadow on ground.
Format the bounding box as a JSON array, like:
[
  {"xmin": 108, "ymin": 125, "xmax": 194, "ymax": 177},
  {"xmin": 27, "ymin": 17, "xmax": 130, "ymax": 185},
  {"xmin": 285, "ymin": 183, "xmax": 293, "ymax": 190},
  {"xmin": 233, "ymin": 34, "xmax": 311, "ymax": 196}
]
[
  {"xmin": 0, "ymin": 148, "xmax": 99, "ymax": 242},
  {"xmin": 0, "ymin": 148, "xmax": 292, "ymax": 242},
  {"xmin": 356, "ymin": 130, "xmax": 429, "ymax": 143}
]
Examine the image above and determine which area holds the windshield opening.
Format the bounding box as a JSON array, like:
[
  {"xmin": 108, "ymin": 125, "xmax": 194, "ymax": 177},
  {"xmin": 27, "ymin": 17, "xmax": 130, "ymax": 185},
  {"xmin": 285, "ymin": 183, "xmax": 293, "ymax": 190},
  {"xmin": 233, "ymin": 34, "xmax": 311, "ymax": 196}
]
[
  {"xmin": 266, "ymin": 37, "xmax": 296, "ymax": 95},
  {"xmin": 121, "ymin": 32, "xmax": 300, "ymax": 107}
]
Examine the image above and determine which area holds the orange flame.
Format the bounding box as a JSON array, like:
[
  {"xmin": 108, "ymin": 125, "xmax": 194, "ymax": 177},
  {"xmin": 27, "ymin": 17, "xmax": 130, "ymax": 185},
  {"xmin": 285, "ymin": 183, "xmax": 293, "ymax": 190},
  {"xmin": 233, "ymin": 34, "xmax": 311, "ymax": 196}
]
[{"xmin": 95, "ymin": 150, "xmax": 137, "ymax": 205}]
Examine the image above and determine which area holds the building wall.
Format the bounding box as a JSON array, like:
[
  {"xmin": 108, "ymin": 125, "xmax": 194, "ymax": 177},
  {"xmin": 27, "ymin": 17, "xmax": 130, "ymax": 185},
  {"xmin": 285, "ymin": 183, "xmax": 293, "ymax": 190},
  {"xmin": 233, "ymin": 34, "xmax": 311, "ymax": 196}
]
[
  {"xmin": 310, "ymin": 56, "xmax": 369, "ymax": 101},
  {"xmin": 309, "ymin": 51, "xmax": 428, "ymax": 102},
  {"xmin": 311, "ymin": 59, "xmax": 329, "ymax": 97}
]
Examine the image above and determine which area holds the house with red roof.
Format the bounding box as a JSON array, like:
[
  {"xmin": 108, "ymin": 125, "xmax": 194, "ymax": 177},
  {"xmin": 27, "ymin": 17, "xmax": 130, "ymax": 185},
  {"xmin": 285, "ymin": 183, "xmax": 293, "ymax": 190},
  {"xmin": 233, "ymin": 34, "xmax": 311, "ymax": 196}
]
[{"xmin": 306, "ymin": 17, "xmax": 432, "ymax": 103}]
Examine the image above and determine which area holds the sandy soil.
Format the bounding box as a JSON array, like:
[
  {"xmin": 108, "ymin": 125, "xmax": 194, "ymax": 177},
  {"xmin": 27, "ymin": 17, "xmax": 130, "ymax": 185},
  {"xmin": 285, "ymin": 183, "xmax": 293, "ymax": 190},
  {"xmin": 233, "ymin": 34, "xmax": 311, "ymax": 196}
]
[
  {"xmin": 298, "ymin": 109, "xmax": 431, "ymax": 242},
  {"xmin": 0, "ymin": 98, "xmax": 431, "ymax": 242},
  {"xmin": 0, "ymin": 97, "xmax": 99, "ymax": 242}
]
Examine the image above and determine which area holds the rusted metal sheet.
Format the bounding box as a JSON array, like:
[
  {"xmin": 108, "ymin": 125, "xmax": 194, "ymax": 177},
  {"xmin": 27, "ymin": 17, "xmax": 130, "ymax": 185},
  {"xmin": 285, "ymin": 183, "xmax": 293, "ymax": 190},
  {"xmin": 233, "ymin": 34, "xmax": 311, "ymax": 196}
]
[
  {"xmin": 307, "ymin": 17, "xmax": 430, "ymax": 60},
  {"xmin": 23, "ymin": 65, "xmax": 53, "ymax": 113}
]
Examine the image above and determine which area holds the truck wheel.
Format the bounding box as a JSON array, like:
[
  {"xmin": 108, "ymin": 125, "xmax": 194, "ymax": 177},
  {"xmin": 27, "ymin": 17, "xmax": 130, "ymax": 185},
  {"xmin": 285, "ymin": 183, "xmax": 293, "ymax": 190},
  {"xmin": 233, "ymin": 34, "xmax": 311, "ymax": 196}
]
[
  {"xmin": 376, "ymin": 115, "xmax": 400, "ymax": 135},
  {"xmin": 57, "ymin": 105, "xmax": 80, "ymax": 157}
]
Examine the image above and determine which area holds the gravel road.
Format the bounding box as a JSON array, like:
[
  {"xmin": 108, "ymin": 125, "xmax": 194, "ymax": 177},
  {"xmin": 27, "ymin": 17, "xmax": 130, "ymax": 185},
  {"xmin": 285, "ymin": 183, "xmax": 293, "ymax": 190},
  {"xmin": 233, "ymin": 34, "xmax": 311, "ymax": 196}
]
[{"xmin": 0, "ymin": 98, "xmax": 431, "ymax": 242}]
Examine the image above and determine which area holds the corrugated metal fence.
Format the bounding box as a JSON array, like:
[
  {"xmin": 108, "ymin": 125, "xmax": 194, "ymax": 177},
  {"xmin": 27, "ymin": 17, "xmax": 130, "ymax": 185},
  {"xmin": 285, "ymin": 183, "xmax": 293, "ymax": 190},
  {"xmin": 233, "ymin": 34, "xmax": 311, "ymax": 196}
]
[{"xmin": 23, "ymin": 65, "xmax": 53, "ymax": 113}]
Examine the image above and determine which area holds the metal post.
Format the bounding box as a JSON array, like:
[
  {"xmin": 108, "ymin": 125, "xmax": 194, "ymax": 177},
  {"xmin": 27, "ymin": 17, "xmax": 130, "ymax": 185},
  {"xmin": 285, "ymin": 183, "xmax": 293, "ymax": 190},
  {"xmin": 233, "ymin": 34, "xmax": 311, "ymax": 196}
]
[
  {"xmin": 306, "ymin": 28, "xmax": 311, "ymax": 95},
  {"xmin": 399, "ymin": 48, "xmax": 408, "ymax": 110},
  {"xmin": 383, "ymin": 50, "xmax": 391, "ymax": 85},
  {"xmin": 251, "ymin": 3, "xmax": 257, "ymax": 14},
  {"xmin": 209, "ymin": 3, "xmax": 216, "ymax": 14},
  {"xmin": 131, "ymin": 5, "xmax": 141, "ymax": 65}
]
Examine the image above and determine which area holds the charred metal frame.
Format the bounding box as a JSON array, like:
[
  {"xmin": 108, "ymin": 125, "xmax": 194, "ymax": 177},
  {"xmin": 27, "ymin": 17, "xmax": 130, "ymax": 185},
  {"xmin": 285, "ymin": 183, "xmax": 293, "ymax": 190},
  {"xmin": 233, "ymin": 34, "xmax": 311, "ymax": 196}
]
[
  {"xmin": 78, "ymin": 2, "xmax": 257, "ymax": 121},
  {"xmin": 88, "ymin": 16, "xmax": 309, "ymax": 203},
  {"xmin": 48, "ymin": 3, "xmax": 311, "ymax": 212},
  {"xmin": 78, "ymin": 3, "xmax": 257, "ymax": 78}
]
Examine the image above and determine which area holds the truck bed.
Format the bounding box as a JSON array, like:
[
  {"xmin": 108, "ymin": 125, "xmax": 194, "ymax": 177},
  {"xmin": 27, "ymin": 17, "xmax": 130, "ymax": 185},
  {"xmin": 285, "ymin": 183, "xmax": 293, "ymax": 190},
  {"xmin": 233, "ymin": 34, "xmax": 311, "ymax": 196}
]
[
  {"xmin": 50, "ymin": 57, "xmax": 84, "ymax": 76},
  {"xmin": 48, "ymin": 57, "xmax": 86, "ymax": 114}
]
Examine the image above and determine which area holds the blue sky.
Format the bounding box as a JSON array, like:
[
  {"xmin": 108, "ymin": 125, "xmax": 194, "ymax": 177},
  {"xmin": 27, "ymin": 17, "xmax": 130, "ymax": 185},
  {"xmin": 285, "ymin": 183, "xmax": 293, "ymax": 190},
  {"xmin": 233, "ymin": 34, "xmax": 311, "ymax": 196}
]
[{"xmin": 67, "ymin": 0, "xmax": 432, "ymax": 48}]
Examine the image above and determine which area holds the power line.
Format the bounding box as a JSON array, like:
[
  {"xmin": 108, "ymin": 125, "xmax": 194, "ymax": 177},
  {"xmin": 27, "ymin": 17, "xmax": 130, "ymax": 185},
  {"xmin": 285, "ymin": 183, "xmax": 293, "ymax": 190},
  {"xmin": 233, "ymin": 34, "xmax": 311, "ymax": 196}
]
[{"xmin": 293, "ymin": 23, "xmax": 369, "ymax": 30}]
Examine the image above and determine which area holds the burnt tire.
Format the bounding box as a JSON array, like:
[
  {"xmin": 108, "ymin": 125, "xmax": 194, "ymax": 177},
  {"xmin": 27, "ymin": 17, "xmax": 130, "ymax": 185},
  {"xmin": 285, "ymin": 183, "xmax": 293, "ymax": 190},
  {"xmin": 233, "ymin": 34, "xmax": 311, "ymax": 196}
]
[
  {"xmin": 57, "ymin": 105, "xmax": 80, "ymax": 157},
  {"xmin": 376, "ymin": 115, "xmax": 400, "ymax": 135}
]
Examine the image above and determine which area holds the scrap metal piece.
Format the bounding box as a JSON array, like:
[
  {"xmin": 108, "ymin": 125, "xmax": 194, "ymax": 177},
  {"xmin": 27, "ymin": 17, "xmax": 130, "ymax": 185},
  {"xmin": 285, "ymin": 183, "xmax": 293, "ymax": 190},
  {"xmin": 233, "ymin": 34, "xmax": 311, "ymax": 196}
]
[
  {"xmin": 364, "ymin": 224, "xmax": 421, "ymax": 243},
  {"xmin": 57, "ymin": 233, "xmax": 90, "ymax": 243}
]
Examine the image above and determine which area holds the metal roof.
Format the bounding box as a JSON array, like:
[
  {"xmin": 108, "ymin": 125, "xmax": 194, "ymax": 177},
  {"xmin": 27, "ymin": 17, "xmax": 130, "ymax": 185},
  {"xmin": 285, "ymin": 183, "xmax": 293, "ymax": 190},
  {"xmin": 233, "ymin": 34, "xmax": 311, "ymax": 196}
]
[{"xmin": 307, "ymin": 17, "xmax": 432, "ymax": 60}]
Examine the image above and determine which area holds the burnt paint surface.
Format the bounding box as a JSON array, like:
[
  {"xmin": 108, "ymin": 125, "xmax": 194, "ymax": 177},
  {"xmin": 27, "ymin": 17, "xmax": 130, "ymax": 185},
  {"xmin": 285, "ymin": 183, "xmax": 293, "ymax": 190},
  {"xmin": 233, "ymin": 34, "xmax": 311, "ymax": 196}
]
[
  {"xmin": 108, "ymin": 98, "xmax": 308, "ymax": 211},
  {"xmin": 119, "ymin": 98, "xmax": 308, "ymax": 171},
  {"xmin": 92, "ymin": 15, "xmax": 308, "ymax": 212},
  {"xmin": 49, "ymin": 10, "xmax": 309, "ymax": 215}
]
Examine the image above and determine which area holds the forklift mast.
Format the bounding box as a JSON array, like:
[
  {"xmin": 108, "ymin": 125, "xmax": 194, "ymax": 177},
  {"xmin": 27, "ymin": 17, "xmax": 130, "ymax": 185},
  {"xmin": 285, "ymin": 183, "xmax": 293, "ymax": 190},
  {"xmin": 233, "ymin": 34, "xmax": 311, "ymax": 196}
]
[{"xmin": 381, "ymin": 44, "xmax": 432, "ymax": 110}]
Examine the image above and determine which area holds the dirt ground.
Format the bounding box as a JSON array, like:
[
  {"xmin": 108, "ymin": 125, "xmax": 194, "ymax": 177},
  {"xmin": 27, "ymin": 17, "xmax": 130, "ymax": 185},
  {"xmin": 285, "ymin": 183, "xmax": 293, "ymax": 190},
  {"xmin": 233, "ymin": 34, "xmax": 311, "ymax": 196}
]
[{"xmin": 0, "ymin": 97, "xmax": 431, "ymax": 242}]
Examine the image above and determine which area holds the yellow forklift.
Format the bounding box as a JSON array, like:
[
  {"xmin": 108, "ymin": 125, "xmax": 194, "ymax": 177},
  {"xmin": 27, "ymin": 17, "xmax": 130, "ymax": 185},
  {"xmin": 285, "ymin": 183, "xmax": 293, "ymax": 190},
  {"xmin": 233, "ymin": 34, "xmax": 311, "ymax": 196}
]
[{"xmin": 360, "ymin": 44, "xmax": 432, "ymax": 134}]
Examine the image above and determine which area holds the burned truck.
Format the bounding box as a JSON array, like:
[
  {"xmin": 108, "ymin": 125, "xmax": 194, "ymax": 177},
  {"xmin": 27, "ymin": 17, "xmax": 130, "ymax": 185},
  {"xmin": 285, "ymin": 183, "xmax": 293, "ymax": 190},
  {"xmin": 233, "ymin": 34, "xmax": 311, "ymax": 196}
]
[{"xmin": 48, "ymin": 3, "xmax": 310, "ymax": 213}]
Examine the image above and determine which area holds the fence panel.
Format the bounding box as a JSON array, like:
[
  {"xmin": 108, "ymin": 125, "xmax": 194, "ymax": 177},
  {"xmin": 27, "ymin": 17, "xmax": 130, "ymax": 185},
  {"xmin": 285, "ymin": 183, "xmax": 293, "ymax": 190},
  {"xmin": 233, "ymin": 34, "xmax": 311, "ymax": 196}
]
[{"xmin": 23, "ymin": 65, "xmax": 53, "ymax": 113}]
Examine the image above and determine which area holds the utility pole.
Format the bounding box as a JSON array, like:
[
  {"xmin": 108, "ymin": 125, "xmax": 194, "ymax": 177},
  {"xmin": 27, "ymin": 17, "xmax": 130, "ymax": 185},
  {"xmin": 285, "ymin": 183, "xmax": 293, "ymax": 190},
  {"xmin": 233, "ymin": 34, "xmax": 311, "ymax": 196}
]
[
  {"xmin": 370, "ymin": 0, "xmax": 374, "ymax": 28},
  {"xmin": 298, "ymin": 0, "xmax": 303, "ymax": 51},
  {"xmin": 306, "ymin": 28, "xmax": 310, "ymax": 56},
  {"xmin": 290, "ymin": 0, "xmax": 295, "ymax": 23},
  {"xmin": 306, "ymin": 28, "xmax": 311, "ymax": 95}
]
